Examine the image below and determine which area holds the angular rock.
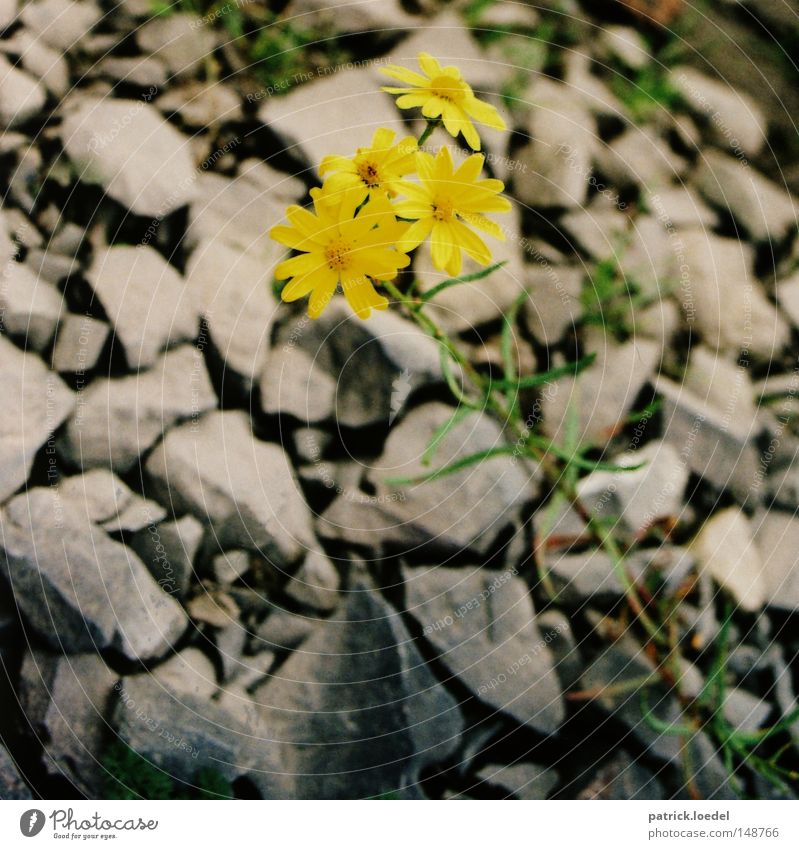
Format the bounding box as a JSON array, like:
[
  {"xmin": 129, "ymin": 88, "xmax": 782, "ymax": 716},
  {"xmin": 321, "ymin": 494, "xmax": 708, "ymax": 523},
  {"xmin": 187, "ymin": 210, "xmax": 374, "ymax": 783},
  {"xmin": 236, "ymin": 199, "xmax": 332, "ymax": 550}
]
[
  {"xmin": 0, "ymin": 0, "xmax": 18, "ymax": 29},
  {"xmin": 522, "ymin": 264, "xmax": 583, "ymax": 346},
  {"xmin": 152, "ymin": 647, "xmax": 217, "ymax": 700},
  {"xmin": 0, "ymin": 488, "xmax": 187, "ymax": 658},
  {"xmin": 0, "ymin": 745, "xmax": 31, "ymax": 800},
  {"xmin": 599, "ymin": 25, "xmax": 650, "ymax": 69},
  {"xmin": 136, "ymin": 13, "xmax": 216, "ymax": 79},
  {"xmin": 130, "ymin": 514, "xmax": 203, "ymax": 598},
  {"xmin": 577, "ymin": 752, "xmax": 664, "ymax": 800},
  {"xmin": 0, "ymin": 55, "xmax": 46, "ymax": 127},
  {"xmin": 237, "ymin": 157, "xmax": 305, "ymax": 204},
  {"xmin": 753, "ymin": 510, "xmax": 799, "ymax": 611},
  {"xmin": 263, "ymin": 299, "xmax": 442, "ymax": 426},
  {"xmin": 0, "ymin": 336, "xmax": 74, "ymax": 502},
  {"xmin": 20, "ymin": 0, "xmax": 101, "ymax": 52},
  {"xmin": 695, "ymin": 151, "xmax": 799, "ymax": 244},
  {"xmin": 646, "ymin": 185, "xmax": 717, "ymax": 230},
  {"xmin": 366, "ymin": 403, "xmax": 535, "ymax": 556},
  {"xmin": 252, "ymin": 585, "xmax": 464, "ymax": 798},
  {"xmin": 475, "ymin": 762, "xmax": 558, "ymax": 800},
  {"xmin": 86, "ymin": 246, "xmax": 198, "ymax": 369},
  {"xmin": 594, "ymin": 127, "xmax": 682, "ymax": 190},
  {"xmin": 691, "ymin": 508, "xmax": 766, "ymax": 612},
  {"xmin": 6, "ymin": 28, "xmax": 69, "ymax": 97},
  {"xmin": 146, "ymin": 411, "xmax": 314, "ymax": 566},
  {"xmin": 157, "ymin": 81, "xmax": 241, "ymax": 127},
  {"xmin": 285, "ymin": 0, "xmax": 414, "ymax": 35},
  {"xmin": 403, "ymin": 566, "xmax": 564, "ymax": 733},
  {"xmin": 59, "ymin": 344, "xmax": 216, "ymax": 472},
  {"xmin": 0, "ymin": 260, "xmax": 63, "ymax": 351},
  {"xmin": 61, "ymin": 99, "xmax": 197, "ymax": 217},
  {"xmin": 284, "ymin": 550, "xmax": 340, "ymax": 612},
  {"xmin": 777, "ymin": 271, "xmax": 799, "ymax": 330},
  {"xmin": 51, "ymin": 313, "xmax": 109, "ymax": 373},
  {"xmin": 19, "ymin": 648, "xmax": 115, "ymax": 795},
  {"xmin": 96, "ymin": 56, "xmax": 167, "ymax": 90}
]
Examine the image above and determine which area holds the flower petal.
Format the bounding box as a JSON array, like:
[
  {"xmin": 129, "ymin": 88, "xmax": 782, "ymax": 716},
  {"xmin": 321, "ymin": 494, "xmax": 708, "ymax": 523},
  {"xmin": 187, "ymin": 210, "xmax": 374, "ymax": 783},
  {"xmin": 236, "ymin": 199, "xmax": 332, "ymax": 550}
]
[
  {"xmin": 380, "ymin": 64, "xmax": 431, "ymax": 87},
  {"xmin": 342, "ymin": 275, "xmax": 389, "ymax": 319},
  {"xmin": 417, "ymin": 53, "xmax": 443, "ymax": 78}
]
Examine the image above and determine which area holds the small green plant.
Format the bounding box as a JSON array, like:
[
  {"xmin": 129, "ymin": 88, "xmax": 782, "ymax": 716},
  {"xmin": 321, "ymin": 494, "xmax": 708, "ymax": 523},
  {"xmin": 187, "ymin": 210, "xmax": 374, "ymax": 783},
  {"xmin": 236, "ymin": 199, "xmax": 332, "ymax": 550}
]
[
  {"xmin": 102, "ymin": 741, "xmax": 234, "ymax": 800},
  {"xmin": 611, "ymin": 65, "xmax": 683, "ymax": 124}
]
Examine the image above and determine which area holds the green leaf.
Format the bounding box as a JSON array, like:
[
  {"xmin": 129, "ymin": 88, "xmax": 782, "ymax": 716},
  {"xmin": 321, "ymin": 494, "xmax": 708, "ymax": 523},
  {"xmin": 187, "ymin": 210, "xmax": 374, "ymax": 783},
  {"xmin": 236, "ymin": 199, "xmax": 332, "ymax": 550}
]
[
  {"xmin": 422, "ymin": 406, "xmax": 472, "ymax": 466},
  {"xmin": 527, "ymin": 436, "xmax": 645, "ymax": 473},
  {"xmin": 420, "ymin": 261, "xmax": 507, "ymax": 303},
  {"xmin": 492, "ymin": 353, "xmax": 596, "ymax": 391},
  {"xmin": 386, "ymin": 445, "xmax": 518, "ymax": 486}
]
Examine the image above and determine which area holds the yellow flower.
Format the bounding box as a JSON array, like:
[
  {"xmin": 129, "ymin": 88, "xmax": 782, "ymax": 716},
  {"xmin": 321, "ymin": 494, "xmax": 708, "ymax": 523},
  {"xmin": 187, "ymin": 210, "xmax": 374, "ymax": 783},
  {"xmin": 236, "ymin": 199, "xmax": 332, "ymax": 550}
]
[
  {"xmin": 319, "ymin": 128, "xmax": 418, "ymax": 205},
  {"xmin": 270, "ymin": 185, "xmax": 410, "ymax": 320},
  {"xmin": 380, "ymin": 52, "xmax": 506, "ymax": 151},
  {"xmin": 393, "ymin": 147, "xmax": 511, "ymax": 277}
]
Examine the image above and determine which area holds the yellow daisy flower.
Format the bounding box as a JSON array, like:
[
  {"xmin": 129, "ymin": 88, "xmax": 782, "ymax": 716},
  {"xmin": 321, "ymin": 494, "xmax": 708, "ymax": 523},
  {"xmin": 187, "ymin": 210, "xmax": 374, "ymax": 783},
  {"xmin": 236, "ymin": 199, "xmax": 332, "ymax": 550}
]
[
  {"xmin": 270, "ymin": 185, "xmax": 410, "ymax": 320},
  {"xmin": 318, "ymin": 128, "xmax": 418, "ymax": 205},
  {"xmin": 380, "ymin": 52, "xmax": 507, "ymax": 151},
  {"xmin": 393, "ymin": 147, "xmax": 511, "ymax": 277}
]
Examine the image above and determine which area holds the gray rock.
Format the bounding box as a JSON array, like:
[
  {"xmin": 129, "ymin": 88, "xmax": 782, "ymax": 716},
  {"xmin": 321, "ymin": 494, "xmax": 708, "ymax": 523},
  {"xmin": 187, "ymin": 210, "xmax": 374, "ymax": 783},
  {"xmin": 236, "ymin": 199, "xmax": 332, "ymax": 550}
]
[
  {"xmin": 19, "ymin": 649, "xmax": 115, "ymax": 795},
  {"xmin": 646, "ymin": 185, "xmax": 717, "ymax": 230},
  {"xmin": 152, "ymin": 647, "xmax": 217, "ymax": 700},
  {"xmin": 620, "ymin": 215, "xmax": 680, "ymax": 299},
  {"xmin": 670, "ymin": 66, "xmax": 765, "ymax": 157},
  {"xmin": 186, "ymin": 240, "xmax": 278, "ymax": 390},
  {"xmin": 87, "ymin": 246, "xmax": 198, "ymax": 369},
  {"xmin": 679, "ymin": 230, "xmax": 788, "ymax": 361},
  {"xmin": 562, "ymin": 51, "xmax": 628, "ymax": 122},
  {"xmin": 577, "ymin": 752, "xmax": 664, "ymax": 800},
  {"xmin": 6, "ymin": 29, "xmax": 69, "ymax": 97},
  {"xmin": 136, "ymin": 13, "xmax": 216, "ymax": 79},
  {"xmin": 722, "ymin": 687, "xmax": 771, "ymax": 734},
  {"xmin": 157, "ymin": 80, "xmax": 241, "ymax": 127},
  {"xmin": 0, "ymin": 0, "xmax": 18, "ymax": 29},
  {"xmin": 0, "ymin": 55, "xmax": 46, "ymax": 127},
  {"xmin": 0, "ymin": 260, "xmax": 63, "ymax": 351},
  {"xmin": 130, "ymin": 514, "xmax": 203, "ymax": 598},
  {"xmin": 690, "ymin": 508, "xmax": 766, "ymax": 612},
  {"xmin": 57, "ymin": 468, "xmax": 166, "ymax": 531},
  {"xmin": 252, "ymin": 584, "xmax": 464, "ymax": 798},
  {"xmin": 542, "ymin": 338, "xmax": 661, "ymax": 446},
  {"xmin": 0, "ymin": 745, "xmax": 30, "ymax": 800},
  {"xmin": 776, "ymin": 271, "xmax": 799, "ymax": 330},
  {"xmin": 576, "ymin": 441, "xmax": 689, "ymax": 535},
  {"xmin": 695, "ymin": 151, "xmax": 799, "ymax": 243},
  {"xmin": 59, "ymin": 344, "xmax": 216, "ymax": 472},
  {"xmin": 20, "ymin": 0, "xmax": 101, "ymax": 52},
  {"xmin": 367, "ymin": 403, "xmax": 535, "ymax": 556},
  {"xmin": 0, "ymin": 488, "xmax": 187, "ymax": 658},
  {"xmin": 475, "ymin": 762, "xmax": 558, "ymax": 799},
  {"xmin": 559, "ymin": 204, "xmax": 627, "ymax": 260},
  {"xmin": 210, "ymin": 549, "xmax": 251, "ymax": 585},
  {"xmin": 145, "ymin": 411, "xmax": 314, "ymax": 566},
  {"xmin": 655, "ymin": 376, "xmax": 760, "ymax": 501},
  {"xmin": 96, "ymin": 56, "xmax": 167, "ymax": 90},
  {"xmin": 284, "ymin": 550, "xmax": 340, "ymax": 611},
  {"xmin": 284, "ymin": 0, "xmax": 414, "ymax": 36},
  {"xmin": 51, "ymin": 313, "xmax": 109, "ymax": 373},
  {"xmin": 599, "ymin": 25, "xmax": 651, "ymax": 69},
  {"xmin": 61, "ymin": 99, "xmax": 197, "ymax": 217},
  {"xmin": 263, "ymin": 299, "xmax": 442, "ymax": 426},
  {"xmin": 253, "ymin": 608, "xmax": 316, "ymax": 651},
  {"xmin": 594, "ymin": 127, "xmax": 683, "ymax": 190},
  {"xmin": 237, "ymin": 157, "xmax": 305, "ymax": 205},
  {"xmin": 0, "ymin": 336, "xmax": 74, "ymax": 502},
  {"xmin": 753, "ymin": 510, "xmax": 799, "ymax": 611},
  {"xmin": 684, "ymin": 346, "xmax": 757, "ymax": 424},
  {"xmin": 522, "ymin": 264, "xmax": 583, "ymax": 346},
  {"xmin": 403, "ymin": 566, "xmax": 564, "ymax": 733}
]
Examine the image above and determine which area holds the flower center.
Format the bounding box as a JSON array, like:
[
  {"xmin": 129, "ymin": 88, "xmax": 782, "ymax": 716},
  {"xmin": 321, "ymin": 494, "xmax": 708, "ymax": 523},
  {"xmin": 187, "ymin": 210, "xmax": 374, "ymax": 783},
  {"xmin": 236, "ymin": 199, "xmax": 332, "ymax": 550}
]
[
  {"xmin": 429, "ymin": 75, "xmax": 468, "ymax": 105},
  {"xmin": 356, "ymin": 159, "xmax": 381, "ymax": 188},
  {"xmin": 325, "ymin": 239, "xmax": 352, "ymax": 271},
  {"xmin": 431, "ymin": 195, "xmax": 455, "ymax": 222}
]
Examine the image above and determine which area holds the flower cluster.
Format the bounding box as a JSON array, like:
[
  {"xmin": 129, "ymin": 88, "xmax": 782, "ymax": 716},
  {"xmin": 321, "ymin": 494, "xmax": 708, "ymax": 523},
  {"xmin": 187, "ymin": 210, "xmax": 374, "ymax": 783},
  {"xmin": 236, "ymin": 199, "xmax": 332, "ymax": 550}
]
[{"xmin": 270, "ymin": 53, "xmax": 511, "ymax": 319}]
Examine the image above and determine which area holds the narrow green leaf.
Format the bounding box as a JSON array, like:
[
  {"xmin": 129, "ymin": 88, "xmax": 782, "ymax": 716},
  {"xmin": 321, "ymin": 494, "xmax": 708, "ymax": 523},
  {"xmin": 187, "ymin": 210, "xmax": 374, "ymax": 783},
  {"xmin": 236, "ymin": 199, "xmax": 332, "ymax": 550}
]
[
  {"xmin": 527, "ymin": 436, "xmax": 645, "ymax": 473},
  {"xmin": 386, "ymin": 445, "xmax": 518, "ymax": 486},
  {"xmin": 420, "ymin": 261, "xmax": 507, "ymax": 302},
  {"xmin": 422, "ymin": 405, "xmax": 472, "ymax": 467},
  {"xmin": 492, "ymin": 353, "xmax": 596, "ymax": 391}
]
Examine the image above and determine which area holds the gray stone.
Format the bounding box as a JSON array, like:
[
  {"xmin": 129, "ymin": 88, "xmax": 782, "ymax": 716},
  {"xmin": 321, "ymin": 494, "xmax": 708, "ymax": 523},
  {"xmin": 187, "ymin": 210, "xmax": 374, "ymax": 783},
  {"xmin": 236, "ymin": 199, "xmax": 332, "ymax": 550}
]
[
  {"xmin": 559, "ymin": 204, "xmax": 627, "ymax": 260},
  {"xmin": 0, "ymin": 260, "xmax": 63, "ymax": 351},
  {"xmin": 145, "ymin": 411, "xmax": 314, "ymax": 566},
  {"xmin": 51, "ymin": 313, "xmax": 109, "ymax": 373},
  {"xmin": 599, "ymin": 25, "xmax": 651, "ymax": 69},
  {"xmin": 679, "ymin": 230, "xmax": 788, "ymax": 361},
  {"xmin": 263, "ymin": 299, "xmax": 442, "ymax": 426},
  {"xmin": 152, "ymin": 647, "xmax": 217, "ymax": 700},
  {"xmin": 130, "ymin": 514, "xmax": 203, "ymax": 598},
  {"xmin": 237, "ymin": 158, "xmax": 305, "ymax": 205},
  {"xmin": 403, "ymin": 566, "xmax": 564, "ymax": 733},
  {"xmin": 187, "ymin": 240, "xmax": 278, "ymax": 390},
  {"xmin": 690, "ymin": 508, "xmax": 766, "ymax": 612},
  {"xmin": 366, "ymin": 403, "xmax": 535, "ymax": 556},
  {"xmin": 61, "ymin": 99, "xmax": 197, "ymax": 217},
  {"xmin": 646, "ymin": 185, "xmax": 717, "ymax": 230},
  {"xmin": 722, "ymin": 687, "xmax": 771, "ymax": 734},
  {"xmin": 753, "ymin": 510, "xmax": 799, "ymax": 611},
  {"xmin": 522, "ymin": 265, "xmax": 583, "ymax": 346},
  {"xmin": 253, "ymin": 608, "xmax": 316, "ymax": 651},
  {"xmin": 19, "ymin": 649, "xmax": 115, "ymax": 795},
  {"xmin": 620, "ymin": 215, "xmax": 680, "ymax": 299},
  {"xmin": 577, "ymin": 752, "xmax": 664, "ymax": 800},
  {"xmin": 20, "ymin": 0, "xmax": 101, "ymax": 52},
  {"xmin": 563, "ymin": 51, "xmax": 628, "ymax": 122},
  {"xmin": 542, "ymin": 338, "xmax": 661, "ymax": 446},
  {"xmin": 777, "ymin": 271, "xmax": 799, "ymax": 329},
  {"xmin": 211, "ymin": 549, "xmax": 251, "ymax": 585},
  {"xmin": 684, "ymin": 346, "xmax": 757, "ymax": 424},
  {"xmin": 136, "ymin": 13, "xmax": 216, "ymax": 79},
  {"xmin": 252, "ymin": 584, "xmax": 464, "ymax": 798},
  {"xmin": 284, "ymin": 550, "xmax": 340, "ymax": 612},
  {"xmin": 576, "ymin": 441, "xmax": 689, "ymax": 535},
  {"xmin": 475, "ymin": 762, "xmax": 557, "ymax": 799},
  {"xmin": 655, "ymin": 376, "xmax": 760, "ymax": 501},
  {"xmin": 0, "ymin": 0, "xmax": 18, "ymax": 29},
  {"xmin": 0, "ymin": 336, "xmax": 74, "ymax": 502},
  {"xmin": 0, "ymin": 745, "xmax": 30, "ymax": 800},
  {"xmin": 0, "ymin": 55, "xmax": 46, "ymax": 127},
  {"xmin": 595, "ymin": 127, "xmax": 683, "ymax": 190},
  {"xmin": 57, "ymin": 468, "xmax": 166, "ymax": 531},
  {"xmin": 59, "ymin": 345, "xmax": 216, "ymax": 472},
  {"xmin": 97, "ymin": 56, "xmax": 167, "ymax": 90},
  {"xmin": 87, "ymin": 246, "xmax": 198, "ymax": 369},
  {"xmin": 0, "ymin": 488, "xmax": 187, "ymax": 658},
  {"xmin": 284, "ymin": 0, "xmax": 415, "ymax": 36},
  {"xmin": 157, "ymin": 81, "xmax": 241, "ymax": 127},
  {"xmin": 186, "ymin": 590, "xmax": 240, "ymax": 629},
  {"xmin": 695, "ymin": 151, "xmax": 799, "ymax": 244},
  {"xmin": 5, "ymin": 29, "xmax": 69, "ymax": 97},
  {"xmin": 670, "ymin": 66, "xmax": 765, "ymax": 157}
]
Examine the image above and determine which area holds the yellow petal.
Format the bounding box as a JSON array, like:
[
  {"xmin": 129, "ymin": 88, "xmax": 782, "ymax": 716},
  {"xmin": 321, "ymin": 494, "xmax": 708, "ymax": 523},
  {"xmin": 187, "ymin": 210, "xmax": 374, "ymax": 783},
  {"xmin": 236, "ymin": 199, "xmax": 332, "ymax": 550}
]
[
  {"xmin": 453, "ymin": 153, "xmax": 485, "ymax": 184},
  {"xmin": 308, "ymin": 274, "xmax": 338, "ymax": 319},
  {"xmin": 341, "ymin": 275, "xmax": 389, "ymax": 319},
  {"xmin": 465, "ymin": 95, "xmax": 507, "ymax": 131},
  {"xmin": 380, "ymin": 64, "xmax": 431, "ymax": 87},
  {"xmin": 431, "ymin": 220, "xmax": 457, "ymax": 271},
  {"xmin": 417, "ymin": 53, "xmax": 443, "ymax": 78},
  {"xmin": 421, "ymin": 96, "xmax": 445, "ymax": 120},
  {"xmin": 269, "ymin": 225, "xmax": 315, "ymax": 251},
  {"xmin": 451, "ymin": 219, "xmax": 492, "ymax": 265},
  {"xmin": 397, "ymin": 217, "xmax": 433, "ymax": 251},
  {"xmin": 459, "ymin": 116, "xmax": 482, "ymax": 151},
  {"xmin": 274, "ymin": 252, "xmax": 324, "ymax": 280},
  {"xmin": 459, "ymin": 211, "xmax": 506, "ymax": 240},
  {"xmin": 371, "ymin": 127, "xmax": 396, "ymax": 149}
]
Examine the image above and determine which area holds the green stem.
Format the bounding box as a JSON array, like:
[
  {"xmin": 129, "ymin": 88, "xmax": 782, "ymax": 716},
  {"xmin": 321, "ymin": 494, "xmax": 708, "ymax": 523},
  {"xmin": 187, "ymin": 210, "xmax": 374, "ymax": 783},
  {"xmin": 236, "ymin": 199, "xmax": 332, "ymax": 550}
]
[{"xmin": 417, "ymin": 118, "xmax": 441, "ymax": 148}]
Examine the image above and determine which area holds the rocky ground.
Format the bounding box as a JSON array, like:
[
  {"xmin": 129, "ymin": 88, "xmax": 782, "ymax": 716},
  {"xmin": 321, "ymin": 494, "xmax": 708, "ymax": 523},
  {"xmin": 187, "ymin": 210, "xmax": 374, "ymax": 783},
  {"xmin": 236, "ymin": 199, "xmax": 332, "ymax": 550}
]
[{"xmin": 1, "ymin": 0, "xmax": 799, "ymax": 800}]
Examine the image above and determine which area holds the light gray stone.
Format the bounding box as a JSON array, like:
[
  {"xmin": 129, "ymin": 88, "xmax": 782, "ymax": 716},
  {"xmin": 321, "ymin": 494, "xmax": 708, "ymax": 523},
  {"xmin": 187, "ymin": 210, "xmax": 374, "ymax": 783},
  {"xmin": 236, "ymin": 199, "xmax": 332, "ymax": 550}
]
[
  {"xmin": 152, "ymin": 647, "xmax": 217, "ymax": 700},
  {"xmin": 0, "ymin": 488, "xmax": 187, "ymax": 658},
  {"xmin": 59, "ymin": 345, "xmax": 216, "ymax": 472},
  {"xmin": 6, "ymin": 29, "xmax": 69, "ymax": 97},
  {"xmin": 646, "ymin": 185, "xmax": 717, "ymax": 230},
  {"xmin": 0, "ymin": 745, "xmax": 30, "ymax": 800},
  {"xmin": 0, "ymin": 260, "xmax": 63, "ymax": 351},
  {"xmin": 51, "ymin": 313, "xmax": 109, "ymax": 373},
  {"xmin": 145, "ymin": 411, "xmax": 314, "ymax": 566},
  {"xmin": 0, "ymin": 55, "xmax": 46, "ymax": 127},
  {"xmin": 157, "ymin": 80, "xmax": 241, "ymax": 127},
  {"xmin": 578, "ymin": 752, "xmax": 664, "ymax": 800},
  {"xmin": 475, "ymin": 762, "xmax": 557, "ymax": 800},
  {"xmin": 599, "ymin": 25, "xmax": 651, "ymax": 69},
  {"xmin": 0, "ymin": 337, "xmax": 74, "ymax": 502},
  {"xmin": 61, "ymin": 99, "xmax": 197, "ymax": 217},
  {"xmin": 284, "ymin": 550, "xmax": 340, "ymax": 611},
  {"xmin": 284, "ymin": 0, "xmax": 415, "ymax": 36},
  {"xmin": 522, "ymin": 265, "xmax": 583, "ymax": 346},
  {"xmin": 0, "ymin": 0, "xmax": 18, "ymax": 29},
  {"xmin": 20, "ymin": 0, "xmax": 101, "ymax": 52},
  {"xmin": 210, "ymin": 549, "xmax": 251, "ymax": 585},
  {"xmin": 595, "ymin": 127, "xmax": 683, "ymax": 190},
  {"xmin": 753, "ymin": 510, "xmax": 799, "ymax": 611},
  {"xmin": 97, "ymin": 56, "xmax": 167, "ymax": 89},
  {"xmin": 87, "ymin": 246, "xmax": 198, "ymax": 369},
  {"xmin": 136, "ymin": 13, "xmax": 216, "ymax": 79},
  {"xmin": 130, "ymin": 514, "xmax": 203, "ymax": 599},
  {"xmin": 404, "ymin": 565, "xmax": 564, "ymax": 733}
]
